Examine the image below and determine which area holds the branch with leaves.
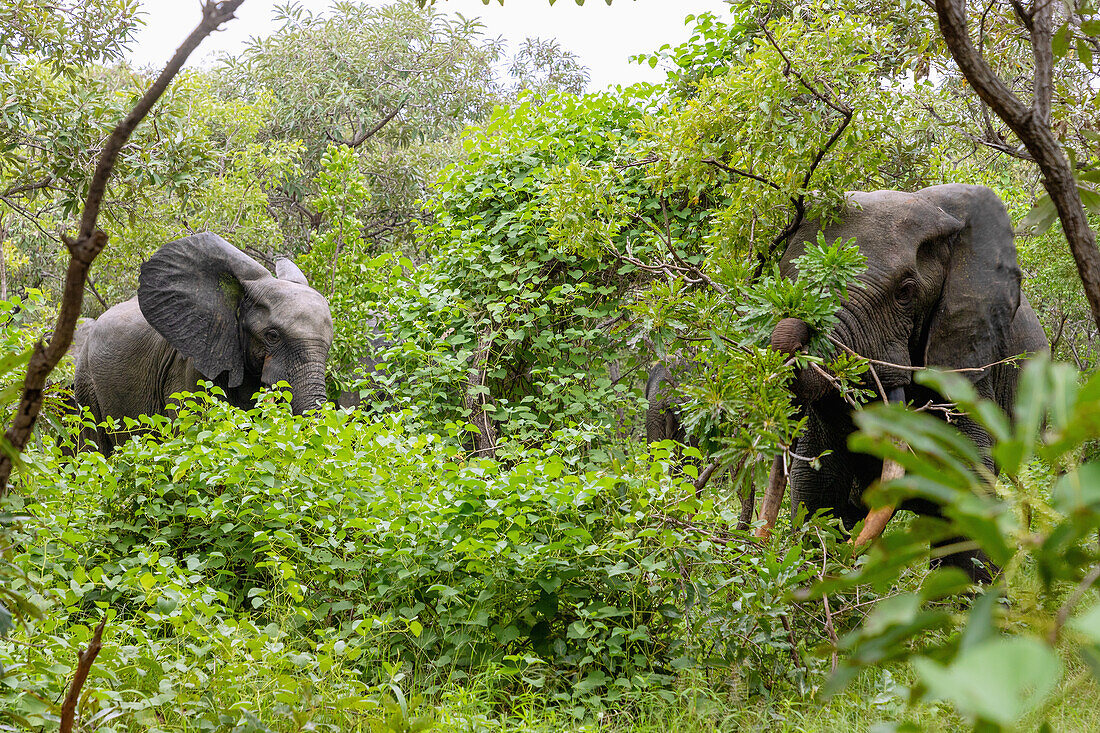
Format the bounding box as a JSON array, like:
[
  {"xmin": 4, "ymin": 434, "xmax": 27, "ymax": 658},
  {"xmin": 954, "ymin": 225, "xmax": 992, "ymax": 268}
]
[{"xmin": 0, "ymin": 0, "xmax": 247, "ymax": 498}]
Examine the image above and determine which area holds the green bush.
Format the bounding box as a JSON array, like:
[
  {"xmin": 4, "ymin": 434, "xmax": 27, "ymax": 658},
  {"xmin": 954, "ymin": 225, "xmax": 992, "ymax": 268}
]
[{"xmin": 2, "ymin": 386, "xmax": 827, "ymax": 727}]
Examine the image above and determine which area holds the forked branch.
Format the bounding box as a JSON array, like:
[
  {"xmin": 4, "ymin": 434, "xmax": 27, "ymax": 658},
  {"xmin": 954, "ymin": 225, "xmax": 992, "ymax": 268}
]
[
  {"xmin": 0, "ymin": 0, "xmax": 247, "ymax": 497},
  {"xmin": 934, "ymin": 0, "xmax": 1100, "ymax": 332}
]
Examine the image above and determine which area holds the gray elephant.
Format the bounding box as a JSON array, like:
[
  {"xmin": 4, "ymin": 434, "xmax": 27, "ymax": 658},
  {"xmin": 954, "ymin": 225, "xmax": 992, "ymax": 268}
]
[
  {"xmin": 758, "ymin": 184, "xmax": 1047, "ymax": 582},
  {"xmin": 74, "ymin": 232, "xmax": 333, "ymax": 453}
]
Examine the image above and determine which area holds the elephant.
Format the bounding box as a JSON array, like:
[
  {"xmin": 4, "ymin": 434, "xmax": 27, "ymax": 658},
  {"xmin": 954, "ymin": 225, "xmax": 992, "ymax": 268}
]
[
  {"xmin": 756, "ymin": 183, "xmax": 1048, "ymax": 583},
  {"xmin": 73, "ymin": 232, "xmax": 333, "ymax": 453}
]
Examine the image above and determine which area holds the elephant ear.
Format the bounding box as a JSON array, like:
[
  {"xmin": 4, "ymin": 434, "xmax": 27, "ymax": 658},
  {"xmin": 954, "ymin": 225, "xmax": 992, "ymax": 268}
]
[
  {"xmin": 138, "ymin": 232, "xmax": 272, "ymax": 388},
  {"xmin": 275, "ymin": 258, "xmax": 310, "ymax": 285},
  {"xmin": 918, "ymin": 184, "xmax": 1021, "ymax": 381}
]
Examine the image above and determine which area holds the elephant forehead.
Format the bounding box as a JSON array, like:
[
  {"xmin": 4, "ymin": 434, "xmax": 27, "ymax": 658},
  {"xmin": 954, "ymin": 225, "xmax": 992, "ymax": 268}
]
[
  {"xmin": 250, "ymin": 281, "xmax": 334, "ymax": 339},
  {"xmin": 841, "ymin": 191, "xmax": 962, "ymax": 245},
  {"xmin": 781, "ymin": 189, "xmax": 961, "ymax": 277}
]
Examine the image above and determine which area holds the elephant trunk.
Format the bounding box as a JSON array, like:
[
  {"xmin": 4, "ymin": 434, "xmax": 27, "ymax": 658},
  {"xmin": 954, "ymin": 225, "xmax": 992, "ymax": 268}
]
[
  {"xmin": 286, "ymin": 360, "xmax": 329, "ymax": 415},
  {"xmin": 769, "ymin": 317, "xmax": 832, "ymax": 402},
  {"xmin": 770, "ymin": 317, "xmax": 813, "ymax": 355}
]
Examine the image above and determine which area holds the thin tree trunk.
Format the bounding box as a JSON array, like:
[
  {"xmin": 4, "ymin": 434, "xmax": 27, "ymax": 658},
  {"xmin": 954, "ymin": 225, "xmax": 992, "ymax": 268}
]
[
  {"xmin": 0, "ymin": 1, "xmax": 247, "ymax": 497},
  {"xmin": 464, "ymin": 330, "xmax": 497, "ymax": 459}
]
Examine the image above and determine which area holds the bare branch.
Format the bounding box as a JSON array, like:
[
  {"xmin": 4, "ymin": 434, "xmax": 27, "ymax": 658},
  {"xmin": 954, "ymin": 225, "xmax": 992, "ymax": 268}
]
[
  {"xmin": 59, "ymin": 615, "xmax": 107, "ymax": 733},
  {"xmin": 0, "ymin": 0, "xmax": 246, "ymax": 496}
]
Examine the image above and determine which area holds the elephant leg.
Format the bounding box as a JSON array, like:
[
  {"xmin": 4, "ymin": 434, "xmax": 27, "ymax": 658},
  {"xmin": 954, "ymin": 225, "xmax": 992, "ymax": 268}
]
[
  {"xmin": 789, "ymin": 437, "xmax": 863, "ymax": 529},
  {"xmin": 930, "ymin": 539, "xmax": 997, "ymax": 584}
]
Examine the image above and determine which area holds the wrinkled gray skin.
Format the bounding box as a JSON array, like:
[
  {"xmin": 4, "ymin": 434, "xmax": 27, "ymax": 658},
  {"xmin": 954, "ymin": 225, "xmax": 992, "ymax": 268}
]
[
  {"xmin": 74, "ymin": 232, "xmax": 333, "ymax": 453},
  {"xmin": 771, "ymin": 184, "xmax": 1047, "ymax": 583},
  {"xmin": 336, "ymin": 313, "xmax": 396, "ymax": 410},
  {"xmin": 645, "ymin": 362, "xmax": 690, "ymax": 445}
]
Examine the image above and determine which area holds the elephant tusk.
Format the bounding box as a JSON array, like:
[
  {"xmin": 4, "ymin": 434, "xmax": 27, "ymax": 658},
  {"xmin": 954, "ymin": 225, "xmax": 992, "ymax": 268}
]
[
  {"xmin": 851, "ymin": 453, "xmax": 905, "ymax": 546},
  {"xmin": 754, "ymin": 454, "xmax": 787, "ymax": 539},
  {"xmin": 851, "ymin": 388, "xmax": 907, "ymax": 545}
]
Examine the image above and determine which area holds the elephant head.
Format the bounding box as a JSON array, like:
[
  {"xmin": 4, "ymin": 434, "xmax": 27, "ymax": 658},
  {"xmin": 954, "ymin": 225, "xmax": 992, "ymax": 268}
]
[
  {"xmin": 137, "ymin": 232, "xmax": 333, "ymax": 414},
  {"xmin": 757, "ymin": 184, "xmax": 1033, "ymax": 552},
  {"xmin": 776, "ymin": 183, "xmax": 1021, "ymax": 398}
]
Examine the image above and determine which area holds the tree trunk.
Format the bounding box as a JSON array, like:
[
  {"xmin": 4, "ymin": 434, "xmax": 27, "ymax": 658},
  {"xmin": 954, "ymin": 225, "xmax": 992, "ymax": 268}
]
[
  {"xmin": 464, "ymin": 329, "xmax": 497, "ymax": 459},
  {"xmin": 935, "ymin": 0, "xmax": 1100, "ymax": 332}
]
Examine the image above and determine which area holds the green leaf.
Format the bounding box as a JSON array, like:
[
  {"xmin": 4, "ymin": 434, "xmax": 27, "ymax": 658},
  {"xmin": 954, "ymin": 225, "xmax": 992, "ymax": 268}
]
[
  {"xmin": 958, "ymin": 589, "xmax": 1001, "ymax": 651},
  {"xmin": 1016, "ymin": 193, "xmax": 1058, "ymax": 235},
  {"xmin": 1051, "ymin": 463, "xmax": 1100, "ymax": 514},
  {"xmin": 914, "ymin": 637, "xmax": 1062, "ymax": 725},
  {"xmin": 1052, "ymin": 23, "xmax": 1071, "ymax": 58},
  {"xmin": 1069, "ymin": 600, "xmax": 1100, "ymax": 644}
]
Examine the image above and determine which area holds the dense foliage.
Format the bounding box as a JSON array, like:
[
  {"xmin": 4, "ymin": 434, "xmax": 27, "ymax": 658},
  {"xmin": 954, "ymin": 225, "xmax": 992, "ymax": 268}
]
[{"xmin": 2, "ymin": 0, "xmax": 1100, "ymax": 730}]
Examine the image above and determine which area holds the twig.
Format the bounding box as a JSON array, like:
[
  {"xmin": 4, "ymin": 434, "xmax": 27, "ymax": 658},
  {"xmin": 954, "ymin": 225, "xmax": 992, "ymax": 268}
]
[
  {"xmin": 825, "ymin": 333, "xmax": 1023, "ymax": 375},
  {"xmin": 0, "ymin": 0, "xmax": 246, "ymax": 497},
  {"xmin": 59, "ymin": 615, "xmax": 107, "ymax": 733},
  {"xmin": 780, "ymin": 613, "xmax": 801, "ymax": 669},
  {"xmin": 808, "ymin": 361, "xmax": 860, "ymax": 408},
  {"xmin": 614, "ymin": 156, "xmax": 660, "ymax": 170},
  {"xmin": 866, "ymin": 360, "xmax": 890, "ymax": 404},
  {"xmin": 651, "ymin": 512, "xmax": 754, "ymax": 547},
  {"xmin": 1050, "ymin": 562, "xmax": 1100, "ymax": 644},
  {"xmin": 702, "ymin": 157, "xmax": 781, "ymax": 190}
]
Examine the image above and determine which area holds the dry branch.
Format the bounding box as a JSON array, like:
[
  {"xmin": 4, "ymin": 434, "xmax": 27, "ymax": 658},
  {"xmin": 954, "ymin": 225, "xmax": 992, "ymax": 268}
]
[
  {"xmin": 58, "ymin": 615, "xmax": 107, "ymax": 733},
  {"xmin": 0, "ymin": 0, "xmax": 246, "ymax": 498}
]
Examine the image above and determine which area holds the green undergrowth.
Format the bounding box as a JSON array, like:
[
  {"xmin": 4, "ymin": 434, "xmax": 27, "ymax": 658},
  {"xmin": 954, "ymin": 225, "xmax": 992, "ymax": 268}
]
[
  {"xmin": 1, "ymin": 388, "xmax": 823, "ymax": 730},
  {"xmin": 2, "ymin": 386, "xmax": 1098, "ymax": 731}
]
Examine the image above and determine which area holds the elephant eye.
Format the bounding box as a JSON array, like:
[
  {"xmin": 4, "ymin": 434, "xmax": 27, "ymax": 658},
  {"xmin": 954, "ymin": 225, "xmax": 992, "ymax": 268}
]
[
  {"xmin": 263, "ymin": 328, "xmax": 281, "ymax": 344},
  {"xmin": 896, "ymin": 279, "xmax": 918, "ymax": 305}
]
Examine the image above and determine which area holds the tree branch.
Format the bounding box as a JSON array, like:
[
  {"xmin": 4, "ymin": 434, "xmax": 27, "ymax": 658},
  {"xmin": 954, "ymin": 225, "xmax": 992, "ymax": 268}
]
[
  {"xmin": 702, "ymin": 158, "xmax": 781, "ymax": 190},
  {"xmin": 0, "ymin": 176, "xmax": 53, "ymax": 198},
  {"xmin": 59, "ymin": 615, "xmax": 107, "ymax": 733},
  {"xmin": 755, "ymin": 17, "xmax": 854, "ymax": 274},
  {"xmin": 0, "ymin": 0, "xmax": 246, "ymax": 497},
  {"xmin": 935, "ymin": 0, "xmax": 1100, "ymax": 333},
  {"xmin": 330, "ymin": 97, "xmax": 408, "ymax": 149}
]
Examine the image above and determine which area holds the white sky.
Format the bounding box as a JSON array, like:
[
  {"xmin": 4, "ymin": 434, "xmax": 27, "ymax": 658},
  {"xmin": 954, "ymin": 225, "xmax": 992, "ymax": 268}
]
[{"xmin": 128, "ymin": 0, "xmax": 732, "ymax": 89}]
